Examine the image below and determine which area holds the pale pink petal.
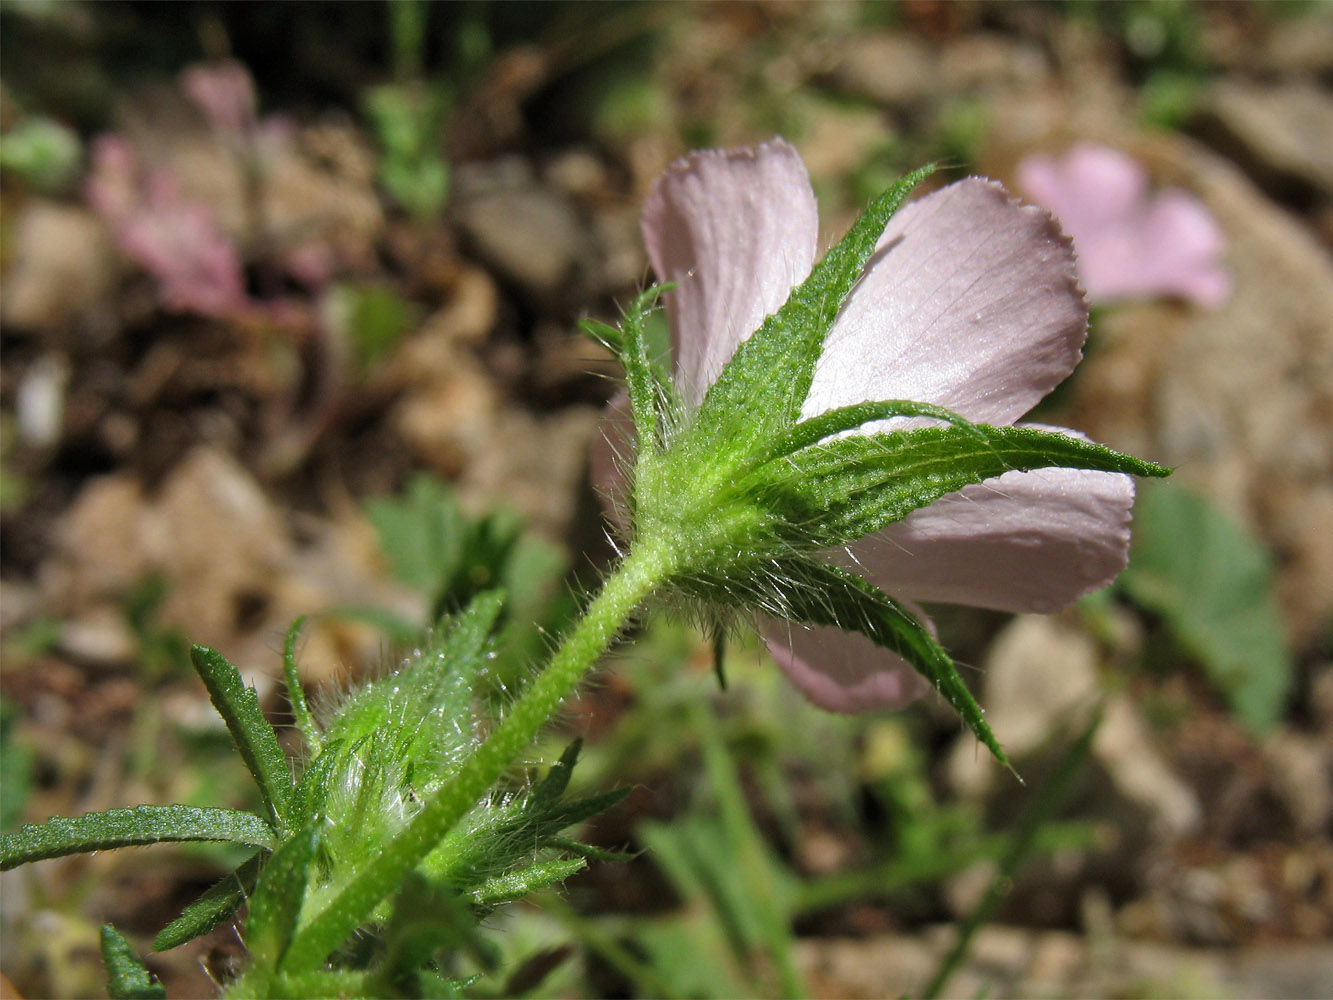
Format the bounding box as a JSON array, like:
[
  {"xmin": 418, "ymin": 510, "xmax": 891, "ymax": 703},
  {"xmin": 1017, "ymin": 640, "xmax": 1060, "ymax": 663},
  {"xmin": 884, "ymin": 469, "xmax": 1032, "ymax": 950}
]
[
  {"xmin": 1017, "ymin": 144, "xmax": 1230, "ymax": 309},
  {"xmin": 846, "ymin": 464, "xmax": 1135, "ymax": 614},
  {"xmin": 642, "ymin": 138, "xmax": 818, "ymax": 409},
  {"xmin": 764, "ymin": 619, "xmax": 932, "ymax": 713},
  {"xmin": 1138, "ymin": 192, "xmax": 1231, "ymax": 307},
  {"xmin": 804, "ymin": 179, "xmax": 1087, "ymax": 427},
  {"xmin": 1017, "ymin": 144, "xmax": 1147, "ymax": 237}
]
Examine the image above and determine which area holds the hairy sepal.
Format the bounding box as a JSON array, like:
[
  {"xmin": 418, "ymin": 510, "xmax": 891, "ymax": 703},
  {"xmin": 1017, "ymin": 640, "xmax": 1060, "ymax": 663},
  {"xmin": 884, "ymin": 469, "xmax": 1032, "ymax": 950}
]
[
  {"xmin": 775, "ymin": 559, "xmax": 1010, "ymax": 769},
  {"xmin": 687, "ymin": 164, "xmax": 934, "ymax": 452},
  {"xmin": 760, "ymin": 424, "xmax": 1170, "ymax": 549},
  {"xmin": 620, "ymin": 285, "xmax": 678, "ymax": 458}
]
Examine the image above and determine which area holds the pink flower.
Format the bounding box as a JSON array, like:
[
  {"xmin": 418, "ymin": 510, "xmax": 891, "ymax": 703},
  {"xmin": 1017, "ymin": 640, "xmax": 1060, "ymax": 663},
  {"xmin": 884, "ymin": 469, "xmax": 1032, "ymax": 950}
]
[
  {"xmin": 1017, "ymin": 143, "xmax": 1230, "ymax": 308},
  {"xmin": 599, "ymin": 138, "xmax": 1136, "ymax": 713},
  {"xmin": 86, "ymin": 135, "xmax": 248, "ymax": 318}
]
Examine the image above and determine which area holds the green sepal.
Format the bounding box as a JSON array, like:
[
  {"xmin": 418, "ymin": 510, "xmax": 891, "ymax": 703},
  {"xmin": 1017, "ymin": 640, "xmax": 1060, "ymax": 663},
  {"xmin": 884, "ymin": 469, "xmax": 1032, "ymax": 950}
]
[
  {"xmin": 154, "ymin": 851, "xmax": 265, "ymax": 952},
  {"xmin": 320, "ymin": 590, "xmax": 504, "ymax": 749},
  {"xmin": 619, "ymin": 284, "xmax": 678, "ymax": 459},
  {"xmin": 101, "ymin": 924, "xmax": 167, "ymax": 1000},
  {"xmin": 526, "ymin": 738, "xmax": 582, "ymax": 814},
  {"xmin": 382, "ymin": 873, "xmax": 501, "ymax": 977},
  {"xmin": 541, "ymin": 837, "xmax": 635, "ymax": 864},
  {"xmin": 291, "ymin": 738, "xmax": 345, "ymax": 833},
  {"xmin": 768, "ymin": 558, "xmax": 1010, "ymax": 770},
  {"xmin": 1, "ymin": 804, "xmax": 274, "ymax": 869},
  {"xmin": 578, "ymin": 316, "xmax": 625, "ymax": 354},
  {"xmin": 427, "ymin": 786, "xmax": 630, "ymax": 888},
  {"xmin": 250, "ymin": 827, "xmax": 321, "ymax": 971},
  {"xmin": 473, "ymin": 857, "xmax": 587, "ymax": 906},
  {"xmin": 689, "ymin": 164, "xmax": 934, "ymax": 451},
  {"xmin": 764, "ymin": 423, "xmax": 1170, "ymax": 549},
  {"xmin": 749, "ymin": 398, "xmax": 985, "ymax": 470},
  {"xmin": 190, "ymin": 644, "xmax": 296, "ymax": 830}
]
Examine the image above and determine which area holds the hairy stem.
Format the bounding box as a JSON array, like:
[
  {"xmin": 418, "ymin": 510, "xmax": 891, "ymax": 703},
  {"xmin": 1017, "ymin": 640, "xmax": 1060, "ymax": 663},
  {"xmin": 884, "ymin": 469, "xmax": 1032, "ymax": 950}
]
[{"xmin": 278, "ymin": 540, "xmax": 675, "ymax": 975}]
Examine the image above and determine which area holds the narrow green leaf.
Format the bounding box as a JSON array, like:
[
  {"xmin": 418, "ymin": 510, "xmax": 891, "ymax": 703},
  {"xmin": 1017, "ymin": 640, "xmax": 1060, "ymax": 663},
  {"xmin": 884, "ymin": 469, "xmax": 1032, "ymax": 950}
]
[
  {"xmin": 428, "ymin": 786, "xmax": 629, "ymax": 888},
  {"xmin": 691, "ymin": 165, "xmax": 934, "ymax": 448},
  {"xmin": 474, "ymin": 858, "xmax": 587, "ymax": 905},
  {"xmin": 282, "ymin": 617, "xmax": 321, "ymax": 754},
  {"xmin": 2, "ymin": 805, "xmax": 274, "ymax": 869},
  {"xmin": 775, "ymin": 559, "xmax": 1010, "ymax": 770},
  {"xmin": 765, "ymin": 423, "xmax": 1170, "ymax": 548},
  {"xmin": 540, "ymin": 787, "xmax": 633, "ymax": 830},
  {"xmin": 154, "ymin": 851, "xmax": 265, "ymax": 951},
  {"xmin": 190, "ymin": 645, "xmax": 295, "ymax": 830},
  {"xmin": 101, "ymin": 925, "xmax": 166, "ymax": 1000},
  {"xmin": 248, "ymin": 827, "xmax": 320, "ymax": 971}
]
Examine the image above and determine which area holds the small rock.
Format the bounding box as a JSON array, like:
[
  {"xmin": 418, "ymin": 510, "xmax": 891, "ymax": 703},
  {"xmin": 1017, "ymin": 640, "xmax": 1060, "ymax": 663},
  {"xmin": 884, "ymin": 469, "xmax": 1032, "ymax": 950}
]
[
  {"xmin": 453, "ymin": 161, "xmax": 596, "ymax": 305},
  {"xmin": 1197, "ymin": 81, "xmax": 1333, "ymax": 197},
  {"xmin": 940, "ymin": 33, "xmax": 1050, "ymax": 94},
  {"xmin": 945, "ymin": 615, "xmax": 1100, "ymax": 796},
  {"xmin": 947, "ymin": 616, "xmax": 1201, "ymax": 907},
  {"xmin": 1096, "ymin": 697, "xmax": 1202, "ymax": 841},
  {"xmin": 1262, "ymin": 730, "xmax": 1332, "ymax": 835},
  {"xmin": 543, "ymin": 148, "xmax": 608, "ymax": 199},
  {"xmin": 14, "ymin": 354, "xmax": 70, "ymax": 448},
  {"xmin": 791, "ymin": 100, "xmax": 893, "ymax": 182},
  {"xmin": 40, "ymin": 446, "xmax": 294, "ymax": 651},
  {"xmin": 457, "ymin": 404, "xmax": 602, "ymax": 542},
  {"xmin": 1267, "ymin": 12, "xmax": 1333, "ymax": 77},
  {"xmin": 823, "ymin": 33, "xmax": 939, "ymax": 108},
  {"xmin": 42, "ymin": 473, "xmax": 153, "ymax": 610},
  {"xmin": 58, "ymin": 607, "xmax": 137, "ymax": 667},
  {"xmin": 0, "ymin": 199, "xmax": 117, "ymax": 332}
]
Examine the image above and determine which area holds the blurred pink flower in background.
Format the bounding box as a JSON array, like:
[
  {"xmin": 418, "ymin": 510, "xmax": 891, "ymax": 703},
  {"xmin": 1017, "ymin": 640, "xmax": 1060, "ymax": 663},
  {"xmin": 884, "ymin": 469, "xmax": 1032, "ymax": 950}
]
[
  {"xmin": 86, "ymin": 134, "xmax": 249, "ymax": 318},
  {"xmin": 1017, "ymin": 143, "xmax": 1230, "ymax": 308},
  {"xmin": 599, "ymin": 139, "xmax": 1137, "ymax": 713},
  {"xmin": 181, "ymin": 60, "xmax": 295, "ymax": 163}
]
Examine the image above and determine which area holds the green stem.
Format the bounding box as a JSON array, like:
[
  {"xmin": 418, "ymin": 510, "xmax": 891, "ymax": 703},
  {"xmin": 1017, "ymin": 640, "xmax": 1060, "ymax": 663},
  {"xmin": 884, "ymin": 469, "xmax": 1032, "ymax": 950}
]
[
  {"xmin": 279, "ymin": 540, "xmax": 676, "ymax": 974},
  {"xmin": 919, "ymin": 708, "xmax": 1102, "ymax": 1000}
]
